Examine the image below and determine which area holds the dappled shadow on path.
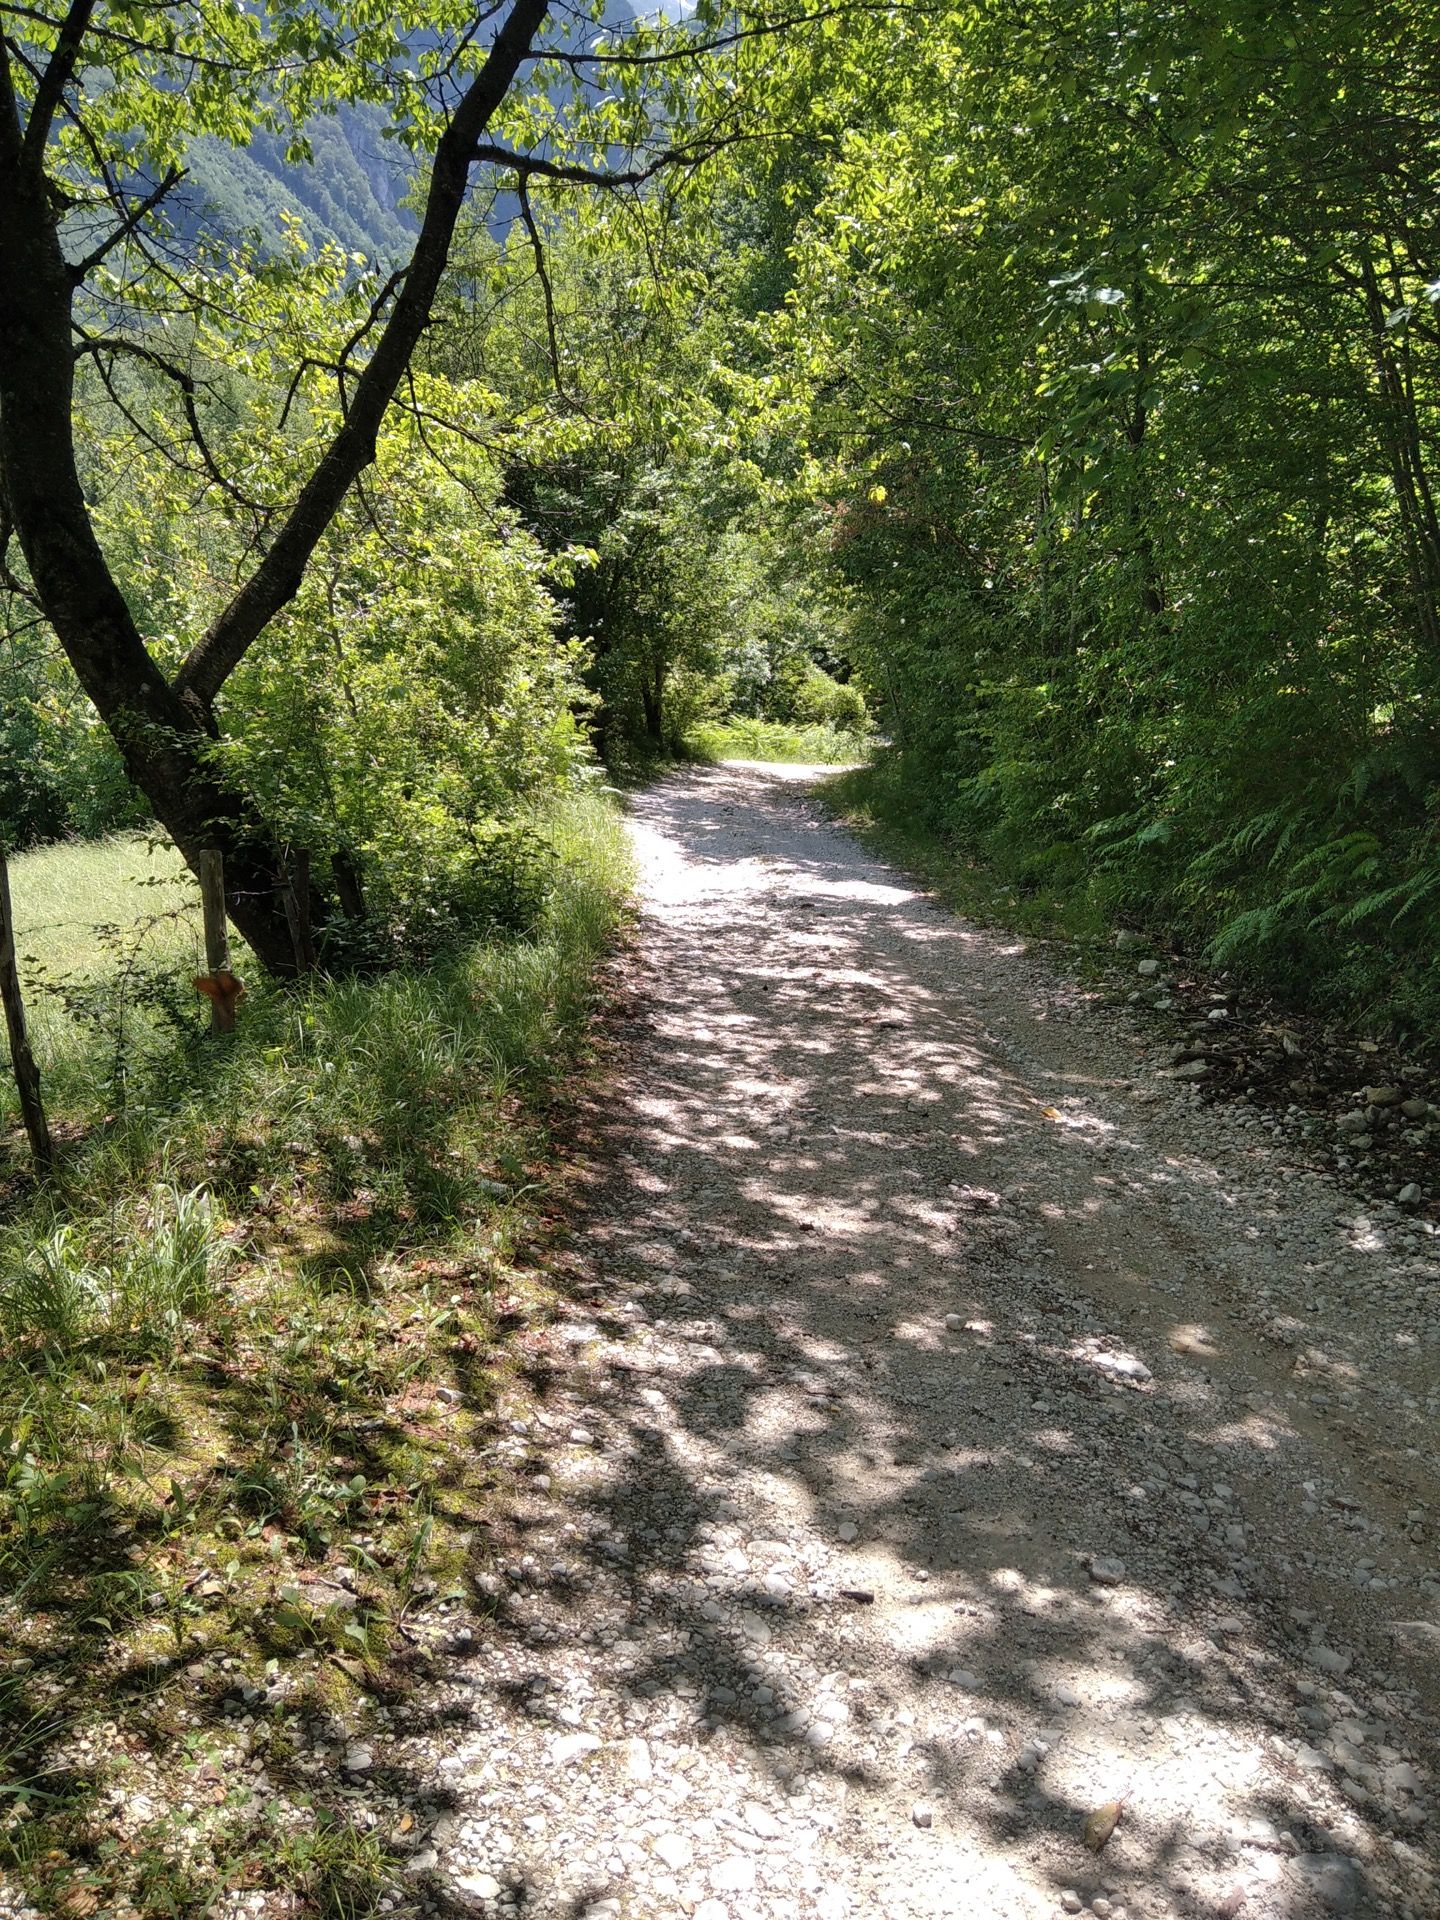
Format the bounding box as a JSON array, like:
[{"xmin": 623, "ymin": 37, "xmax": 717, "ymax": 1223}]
[{"xmin": 377, "ymin": 764, "xmax": 1434, "ymax": 1920}]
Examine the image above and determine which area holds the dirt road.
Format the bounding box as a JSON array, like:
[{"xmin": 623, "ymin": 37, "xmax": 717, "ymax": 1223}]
[{"xmin": 386, "ymin": 763, "xmax": 1437, "ymax": 1920}]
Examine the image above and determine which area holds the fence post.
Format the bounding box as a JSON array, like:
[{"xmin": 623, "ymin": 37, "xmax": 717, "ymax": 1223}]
[
  {"xmin": 0, "ymin": 847, "xmax": 54, "ymax": 1174},
  {"xmin": 282, "ymin": 847, "xmax": 316, "ymax": 973},
  {"xmin": 196, "ymin": 848, "xmax": 241, "ymax": 1033}
]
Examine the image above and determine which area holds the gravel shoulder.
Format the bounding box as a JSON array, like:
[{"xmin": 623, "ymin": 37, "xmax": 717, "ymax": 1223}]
[{"xmin": 369, "ymin": 763, "xmax": 1437, "ymax": 1920}]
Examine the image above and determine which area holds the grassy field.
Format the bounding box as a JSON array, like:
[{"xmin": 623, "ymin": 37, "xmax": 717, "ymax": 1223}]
[
  {"xmin": 4, "ymin": 833, "xmax": 203, "ymax": 1122},
  {"xmin": 0, "ymin": 796, "xmax": 632, "ymax": 1918}
]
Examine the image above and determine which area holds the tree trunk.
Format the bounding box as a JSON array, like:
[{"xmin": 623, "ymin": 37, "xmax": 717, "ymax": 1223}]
[
  {"xmin": 0, "ymin": 52, "xmax": 300, "ymax": 971},
  {"xmin": 0, "ymin": 4, "xmax": 552, "ymax": 978}
]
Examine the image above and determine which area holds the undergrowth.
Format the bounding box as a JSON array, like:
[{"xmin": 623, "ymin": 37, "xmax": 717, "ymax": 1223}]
[
  {"xmin": 686, "ymin": 717, "xmax": 874, "ymax": 766},
  {"xmin": 0, "ymin": 790, "xmax": 631, "ymax": 1918},
  {"xmin": 826, "ymin": 748, "xmax": 1440, "ymax": 1034},
  {"xmin": 822, "ymin": 755, "xmax": 1108, "ymax": 946}
]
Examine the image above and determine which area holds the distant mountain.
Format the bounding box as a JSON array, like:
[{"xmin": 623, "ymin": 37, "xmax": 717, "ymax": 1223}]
[
  {"xmin": 170, "ymin": 1, "xmax": 653, "ymax": 266},
  {"xmin": 179, "ymin": 104, "xmax": 419, "ymax": 263}
]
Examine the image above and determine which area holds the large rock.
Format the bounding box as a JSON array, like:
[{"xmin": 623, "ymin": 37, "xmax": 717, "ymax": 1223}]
[{"xmin": 1285, "ymin": 1852, "xmax": 1360, "ymax": 1914}]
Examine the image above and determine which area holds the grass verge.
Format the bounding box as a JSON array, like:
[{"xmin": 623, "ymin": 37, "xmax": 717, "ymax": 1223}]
[
  {"xmin": 0, "ymin": 791, "xmax": 631, "ymax": 1918},
  {"xmin": 820, "ymin": 754, "xmax": 1109, "ymax": 945}
]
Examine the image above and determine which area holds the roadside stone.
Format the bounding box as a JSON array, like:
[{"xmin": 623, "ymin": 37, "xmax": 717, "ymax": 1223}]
[
  {"xmin": 453, "ymin": 1872, "xmax": 503, "ymax": 1904},
  {"xmin": 654, "ymin": 1833, "xmax": 693, "ymax": 1871},
  {"xmin": 1089, "ymin": 1350, "xmax": 1152, "ymax": 1384},
  {"xmin": 912, "ymin": 1803, "xmax": 933, "ymax": 1829},
  {"xmin": 617, "ymin": 1736, "xmax": 653, "ymax": 1782},
  {"xmin": 744, "ymin": 1801, "xmax": 783, "ymax": 1839},
  {"xmin": 1088, "ymin": 1556, "xmax": 1126, "ymax": 1587},
  {"xmin": 1303, "ymin": 1645, "xmax": 1352, "ymax": 1677},
  {"xmin": 552, "ymin": 1732, "xmax": 602, "ymax": 1764},
  {"xmin": 1285, "ymin": 1853, "xmax": 1360, "ymax": 1914}
]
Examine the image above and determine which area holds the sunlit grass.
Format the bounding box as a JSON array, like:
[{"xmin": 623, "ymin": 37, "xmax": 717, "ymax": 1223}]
[
  {"xmin": 687, "ymin": 717, "xmax": 875, "ymax": 766},
  {"xmin": 8, "ymin": 830, "xmax": 200, "ymax": 982},
  {"xmin": 0, "ymin": 790, "xmax": 633, "ymax": 1916}
]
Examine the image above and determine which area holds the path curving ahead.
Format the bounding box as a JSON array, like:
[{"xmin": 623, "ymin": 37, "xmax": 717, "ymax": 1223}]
[{"xmin": 387, "ymin": 764, "xmax": 1438, "ymax": 1920}]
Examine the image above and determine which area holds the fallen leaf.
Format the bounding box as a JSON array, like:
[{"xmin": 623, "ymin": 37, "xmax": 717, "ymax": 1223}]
[
  {"xmin": 56, "ymin": 1890, "xmax": 100, "ymax": 1919},
  {"xmin": 1043, "ymin": 1106, "xmax": 1062, "ymax": 1120},
  {"xmin": 1083, "ymin": 1798, "xmax": 1125, "ymax": 1852}
]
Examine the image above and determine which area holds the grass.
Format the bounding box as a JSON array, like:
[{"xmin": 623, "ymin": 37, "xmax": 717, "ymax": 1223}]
[
  {"xmin": 686, "ymin": 716, "xmax": 875, "ymax": 766},
  {"xmin": 820, "ymin": 753, "xmax": 1110, "ymax": 945},
  {"xmin": 4, "ymin": 833, "xmax": 204, "ymax": 1123},
  {"xmin": 0, "ymin": 791, "xmax": 632, "ymax": 1918}
]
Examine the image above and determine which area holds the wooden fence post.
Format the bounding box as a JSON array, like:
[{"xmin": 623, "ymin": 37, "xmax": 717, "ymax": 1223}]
[
  {"xmin": 282, "ymin": 847, "xmax": 316, "ymax": 973},
  {"xmin": 196, "ymin": 848, "xmax": 241, "ymax": 1033},
  {"xmin": 0, "ymin": 847, "xmax": 54, "ymax": 1174}
]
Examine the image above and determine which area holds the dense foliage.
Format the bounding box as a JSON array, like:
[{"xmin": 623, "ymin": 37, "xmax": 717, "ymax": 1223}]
[
  {"xmin": 713, "ymin": 0, "xmax": 1440, "ymax": 1025},
  {"xmin": 8, "ymin": 0, "xmax": 1440, "ymax": 1007}
]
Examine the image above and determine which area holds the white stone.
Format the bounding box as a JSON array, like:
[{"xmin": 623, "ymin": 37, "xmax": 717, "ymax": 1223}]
[
  {"xmin": 653, "ymin": 1832, "xmax": 693, "ymax": 1870},
  {"xmin": 454, "ymin": 1873, "xmax": 502, "ymax": 1902},
  {"xmin": 1089, "ymin": 1350, "xmax": 1152, "ymax": 1383},
  {"xmin": 711, "ymin": 1856, "xmax": 757, "ymax": 1893},
  {"xmin": 1088, "ymin": 1555, "xmax": 1126, "ymax": 1587},
  {"xmin": 552, "ymin": 1732, "xmax": 602, "ymax": 1764},
  {"xmin": 743, "ymin": 1801, "xmax": 783, "ymax": 1839}
]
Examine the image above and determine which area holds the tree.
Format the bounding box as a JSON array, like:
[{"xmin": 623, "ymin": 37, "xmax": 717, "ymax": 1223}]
[{"xmin": 0, "ymin": 0, "xmax": 768, "ymax": 970}]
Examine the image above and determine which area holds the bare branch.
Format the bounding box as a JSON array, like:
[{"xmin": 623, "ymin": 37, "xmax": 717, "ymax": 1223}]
[
  {"xmin": 537, "ymin": 0, "xmax": 941, "ymax": 71},
  {"xmin": 516, "ymin": 176, "xmax": 566, "ymax": 395},
  {"xmin": 471, "ymin": 125, "xmax": 776, "ymax": 190},
  {"xmin": 68, "ymin": 166, "xmax": 183, "ymax": 282},
  {"xmin": 72, "ymin": 327, "xmax": 267, "ymax": 514}
]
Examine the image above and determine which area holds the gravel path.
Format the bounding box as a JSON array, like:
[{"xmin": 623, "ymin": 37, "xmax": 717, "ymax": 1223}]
[{"xmin": 376, "ymin": 764, "xmax": 1438, "ymax": 1920}]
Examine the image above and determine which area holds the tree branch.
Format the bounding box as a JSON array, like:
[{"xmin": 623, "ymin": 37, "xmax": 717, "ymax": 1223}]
[
  {"xmin": 516, "ymin": 176, "xmax": 565, "ymax": 395},
  {"xmin": 18, "ymin": 0, "xmax": 92, "ymax": 163},
  {"xmin": 538, "ymin": 0, "xmax": 941, "ymax": 70},
  {"xmin": 68, "ymin": 166, "xmax": 183, "ymax": 282},
  {"xmin": 173, "ymin": 0, "xmax": 553, "ymax": 713}
]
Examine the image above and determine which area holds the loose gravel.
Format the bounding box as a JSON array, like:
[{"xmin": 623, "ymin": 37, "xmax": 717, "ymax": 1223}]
[{"xmin": 227, "ymin": 765, "xmax": 1440, "ymax": 1918}]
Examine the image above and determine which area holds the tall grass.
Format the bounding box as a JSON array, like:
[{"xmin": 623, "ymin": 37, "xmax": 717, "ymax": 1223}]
[
  {"xmin": 0, "ymin": 790, "xmax": 632, "ymax": 1917},
  {"xmin": 687, "ymin": 717, "xmax": 875, "ymax": 766}
]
